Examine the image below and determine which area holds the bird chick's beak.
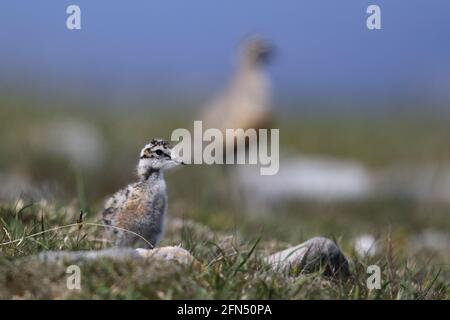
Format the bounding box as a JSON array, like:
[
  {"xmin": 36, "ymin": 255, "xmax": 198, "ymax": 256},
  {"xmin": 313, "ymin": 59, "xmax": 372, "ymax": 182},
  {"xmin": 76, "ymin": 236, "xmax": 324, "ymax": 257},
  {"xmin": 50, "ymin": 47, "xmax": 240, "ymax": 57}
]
[{"xmin": 171, "ymin": 155, "xmax": 186, "ymax": 165}]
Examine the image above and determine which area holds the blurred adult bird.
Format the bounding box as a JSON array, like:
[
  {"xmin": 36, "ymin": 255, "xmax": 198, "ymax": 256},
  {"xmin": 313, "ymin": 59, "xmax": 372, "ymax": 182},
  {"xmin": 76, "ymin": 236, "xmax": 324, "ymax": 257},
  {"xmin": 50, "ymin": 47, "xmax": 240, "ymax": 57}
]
[{"xmin": 201, "ymin": 35, "xmax": 274, "ymax": 155}]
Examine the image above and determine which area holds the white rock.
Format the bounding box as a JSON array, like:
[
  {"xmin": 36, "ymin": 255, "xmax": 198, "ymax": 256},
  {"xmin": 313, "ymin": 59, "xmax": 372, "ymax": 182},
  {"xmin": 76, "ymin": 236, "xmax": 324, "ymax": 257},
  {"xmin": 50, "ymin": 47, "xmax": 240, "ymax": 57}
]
[
  {"xmin": 234, "ymin": 154, "xmax": 374, "ymax": 206},
  {"xmin": 352, "ymin": 234, "xmax": 377, "ymax": 257},
  {"xmin": 410, "ymin": 230, "xmax": 450, "ymax": 253},
  {"xmin": 36, "ymin": 246, "xmax": 196, "ymax": 266},
  {"xmin": 35, "ymin": 119, "xmax": 106, "ymax": 170},
  {"xmin": 135, "ymin": 246, "xmax": 196, "ymax": 265}
]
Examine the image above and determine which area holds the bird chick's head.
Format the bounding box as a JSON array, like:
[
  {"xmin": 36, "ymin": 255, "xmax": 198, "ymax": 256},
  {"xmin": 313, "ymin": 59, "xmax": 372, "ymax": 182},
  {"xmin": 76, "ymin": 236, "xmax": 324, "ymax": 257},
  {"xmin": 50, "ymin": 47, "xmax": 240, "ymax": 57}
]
[
  {"xmin": 241, "ymin": 35, "xmax": 274, "ymax": 66},
  {"xmin": 137, "ymin": 139, "xmax": 184, "ymax": 179}
]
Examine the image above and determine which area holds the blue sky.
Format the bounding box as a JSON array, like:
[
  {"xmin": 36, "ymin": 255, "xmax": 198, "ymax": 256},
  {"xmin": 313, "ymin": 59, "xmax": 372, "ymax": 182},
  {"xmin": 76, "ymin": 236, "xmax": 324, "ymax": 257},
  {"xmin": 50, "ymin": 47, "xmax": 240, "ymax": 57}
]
[{"xmin": 1, "ymin": 1, "xmax": 450, "ymax": 107}]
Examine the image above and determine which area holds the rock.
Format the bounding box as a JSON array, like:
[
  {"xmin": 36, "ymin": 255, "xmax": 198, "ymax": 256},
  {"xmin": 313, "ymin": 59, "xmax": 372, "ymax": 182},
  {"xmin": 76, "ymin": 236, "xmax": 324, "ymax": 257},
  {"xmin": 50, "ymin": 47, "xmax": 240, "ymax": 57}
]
[
  {"xmin": 409, "ymin": 230, "xmax": 450, "ymax": 253},
  {"xmin": 379, "ymin": 164, "xmax": 450, "ymax": 204},
  {"xmin": 215, "ymin": 235, "xmax": 240, "ymax": 256},
  {"xmin": 37, "ymin": 247, "xmax": 140, "ymax": 263},
  {"xmin": 136, "ymin": 246, "xmax": 197, "ymax": 266},
  {"xmin": 264, "ymin": 237, "xmax": 350, "ymax": 278},
  {"xmin": 32, "ymin": 119, "xmax": 106, "ymax": 170},
  {"xmin": 35, "ymin": 246, "xmax": 197, "ymax": 267},
  {"xmin": 0, "ymin": 173, "xmax": 50, "ymax": 202},
  {"xmin": 352, "ymin": 234, "xmax": 378, "ymax": 257},
  {"xmin": 234, "ymin": 155, "xmax": 374, "ymax": 209}
]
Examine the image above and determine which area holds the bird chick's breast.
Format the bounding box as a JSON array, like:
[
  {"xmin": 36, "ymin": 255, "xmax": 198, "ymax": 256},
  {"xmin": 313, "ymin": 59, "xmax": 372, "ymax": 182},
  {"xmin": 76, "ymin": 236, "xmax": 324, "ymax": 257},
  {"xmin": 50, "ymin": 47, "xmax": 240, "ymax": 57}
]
[{"xmin": 115, "ymin": 180, "xmax": 167, "ymax": 231}]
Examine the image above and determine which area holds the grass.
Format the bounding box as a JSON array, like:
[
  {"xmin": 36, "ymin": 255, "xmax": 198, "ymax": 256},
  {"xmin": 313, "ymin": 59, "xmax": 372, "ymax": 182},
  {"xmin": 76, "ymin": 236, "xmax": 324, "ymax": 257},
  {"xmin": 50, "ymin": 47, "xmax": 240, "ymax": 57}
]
[
  {"xmin": 0, "ymin": 104, "xmax": 449, "ymax": 299},
  {"xmin": 0, "ymin": 199, "xmax": 448, "ymax": 299}
]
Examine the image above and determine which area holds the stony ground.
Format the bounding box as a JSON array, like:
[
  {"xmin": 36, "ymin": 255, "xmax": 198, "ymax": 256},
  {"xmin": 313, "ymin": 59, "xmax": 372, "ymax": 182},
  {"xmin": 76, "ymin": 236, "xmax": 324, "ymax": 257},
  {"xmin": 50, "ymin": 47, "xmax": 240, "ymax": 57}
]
[
  {"xmin": 0, "ymin": 200, "xmax": 448, "ymax": 299},
  {"xmin": 0, "ymin": 106, "xmax": 449, "ymax": 299}
]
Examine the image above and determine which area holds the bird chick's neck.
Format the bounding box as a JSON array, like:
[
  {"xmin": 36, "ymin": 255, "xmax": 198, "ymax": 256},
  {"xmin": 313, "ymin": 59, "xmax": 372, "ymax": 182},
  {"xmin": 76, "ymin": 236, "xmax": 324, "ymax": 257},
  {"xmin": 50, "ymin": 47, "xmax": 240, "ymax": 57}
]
[{"xmin": 139, "ymin": 168, "xmax": 163, "ymax": 183}]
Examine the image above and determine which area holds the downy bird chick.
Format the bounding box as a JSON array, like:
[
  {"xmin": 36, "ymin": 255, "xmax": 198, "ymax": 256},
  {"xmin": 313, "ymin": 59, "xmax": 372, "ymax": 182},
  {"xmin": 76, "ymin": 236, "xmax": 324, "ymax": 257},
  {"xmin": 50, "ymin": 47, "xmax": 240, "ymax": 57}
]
[{"xmin": 102, "ymin": 139, "xmax": 184, "ymax": 248}]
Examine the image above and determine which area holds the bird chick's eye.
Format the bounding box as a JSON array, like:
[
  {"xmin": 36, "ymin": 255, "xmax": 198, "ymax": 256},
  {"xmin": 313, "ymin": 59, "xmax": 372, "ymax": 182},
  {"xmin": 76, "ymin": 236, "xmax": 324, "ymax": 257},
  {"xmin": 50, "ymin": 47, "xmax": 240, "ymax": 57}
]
[{"xmin": 155, "ymin": 150, "xmax": 163, "ymax": 156}]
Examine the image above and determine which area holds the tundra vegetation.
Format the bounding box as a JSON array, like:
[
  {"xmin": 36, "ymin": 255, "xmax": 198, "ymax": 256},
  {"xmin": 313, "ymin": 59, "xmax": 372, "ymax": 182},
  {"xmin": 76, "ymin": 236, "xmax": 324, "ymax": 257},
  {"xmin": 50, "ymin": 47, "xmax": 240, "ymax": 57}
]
[{"xmin": 0, "ymin": 103, "xmax": 448, "ymax": 299}]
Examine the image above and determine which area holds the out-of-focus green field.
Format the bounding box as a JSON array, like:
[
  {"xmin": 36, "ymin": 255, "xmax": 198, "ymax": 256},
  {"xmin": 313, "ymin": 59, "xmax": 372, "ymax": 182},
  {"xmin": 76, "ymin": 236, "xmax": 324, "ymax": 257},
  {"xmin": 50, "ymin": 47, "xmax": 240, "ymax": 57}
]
[{"xmin": 0, "ymin": 100, "xmax": 449, "ymax": 299}]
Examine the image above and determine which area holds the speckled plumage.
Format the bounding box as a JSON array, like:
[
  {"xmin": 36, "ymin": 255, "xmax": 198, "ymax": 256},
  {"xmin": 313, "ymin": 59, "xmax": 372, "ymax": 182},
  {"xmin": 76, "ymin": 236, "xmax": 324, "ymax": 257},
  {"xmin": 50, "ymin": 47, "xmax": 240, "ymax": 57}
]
[{"xmin": 102, "ymin": 139, "xmax": 184, "ymax": 248}]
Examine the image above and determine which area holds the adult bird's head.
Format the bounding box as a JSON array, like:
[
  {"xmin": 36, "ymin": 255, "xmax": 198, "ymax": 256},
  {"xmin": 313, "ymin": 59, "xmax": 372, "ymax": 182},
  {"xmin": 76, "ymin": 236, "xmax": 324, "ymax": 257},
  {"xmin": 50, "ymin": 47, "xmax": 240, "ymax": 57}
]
[{"xmin": 240, "ymin": 35, "xmax": 275, "ymax": 67}]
